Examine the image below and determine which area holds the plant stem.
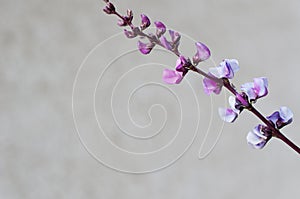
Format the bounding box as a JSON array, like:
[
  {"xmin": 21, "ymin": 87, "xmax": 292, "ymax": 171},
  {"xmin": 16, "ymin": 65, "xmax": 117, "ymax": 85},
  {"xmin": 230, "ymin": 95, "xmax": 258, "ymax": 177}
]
[
  {"xmin": 103, "ymin": 1, "xmax": 300, "ymax": 155},
  {"xmin": 224, "ymin": 79, "xmax": 300, "ymax": 155}
]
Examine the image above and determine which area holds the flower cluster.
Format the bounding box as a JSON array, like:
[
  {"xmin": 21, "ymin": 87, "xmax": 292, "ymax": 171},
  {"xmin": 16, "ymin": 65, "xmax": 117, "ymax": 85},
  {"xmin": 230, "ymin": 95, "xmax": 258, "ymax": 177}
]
[
  {"xmin": 247, "ymin": 107, "xmax": 293, "ymax": 149},
  {"xmin": 102, "ymin": 0, "xmax": 299, "ymax": 155},
  {"xmin": 163, "ymin": 42, "xmax": 210, "ymax": 84}
]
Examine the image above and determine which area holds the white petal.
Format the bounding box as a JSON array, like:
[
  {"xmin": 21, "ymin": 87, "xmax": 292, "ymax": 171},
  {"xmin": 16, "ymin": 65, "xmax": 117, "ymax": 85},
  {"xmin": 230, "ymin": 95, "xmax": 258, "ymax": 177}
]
[
  {"xmin": 279, "ymin": 106, "xmax": 293, "ymax": 123},
  {"xmin": 226, "ymin": 59, "xmax": 239, "ymax": 73},
  {"xmin": 218, "ymin": 107, "xmax": 238, "ymax": 123},
  {"xmin": 228, "ymin": 96, "xmax": 239, "ymax": 113},
  {"xmin": 246, "ymin": 131, "xmax": 265, "ymax": 149},
  {"xmin": 241, "ymin": 82, "xmax": 256, "ymax": 100}
]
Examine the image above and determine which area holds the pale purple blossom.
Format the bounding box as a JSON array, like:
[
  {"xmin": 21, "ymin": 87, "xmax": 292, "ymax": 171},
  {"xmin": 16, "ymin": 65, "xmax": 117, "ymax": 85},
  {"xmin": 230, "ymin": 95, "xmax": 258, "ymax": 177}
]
[
  {"xmin": 162, "ymin": 56, "xmax": 188, "ymax": 84},
  {"xmin": 168, "ymin": 30, "xmax": 181, "ymax": 43},
  {"xmin": 137, "ymin": 41, "xmax": 154, "ymax": 54},
  {"xmin": 209, "ymin": 59, "xmax": 239, "ymax": 79},
  {"xmin": 218, "ymin": 108, "xmax": 238, "ymax": 123},
  {"xmin": 154, "ymin": 21, "xmax": 166, "ymax": 37},
  {"xmin": 162, "ymin": 69, "xmax": 183, "ymax": 84},
  {"xmin": 267, "ymin": 106, "xmax": 293, "ymax": 129},
  {"xmin": 175, "ymin": 55, "xmax": 188, "ymax": 72},
  {"xmin": 193, "ymin": 42, "xmax": 211, "ymax": 64},
  {"xmin": 202, "ymin": 74, "xmax": 222, "ymax": 95},
  {"xmin": 218, "ymin": 96, "xmax": 240, "ymax": 123},
  {"xmin": 247, "ymin": 125, "xmax": 269, "ymax": 149},
  {"xmin": 140, "ymin": 14, "xmax": 151, "ymax": 30},
  {"xmin": 241, "ymin": 77, "xmax": 268, "ymax": 101}
]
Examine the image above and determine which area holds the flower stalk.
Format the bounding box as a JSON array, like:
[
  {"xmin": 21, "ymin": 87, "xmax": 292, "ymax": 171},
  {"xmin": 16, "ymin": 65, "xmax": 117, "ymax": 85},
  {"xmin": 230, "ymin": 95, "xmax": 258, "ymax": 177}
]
[{"xmin": 102, "ymin": 0, "xmax": 300, "ymax": 156}]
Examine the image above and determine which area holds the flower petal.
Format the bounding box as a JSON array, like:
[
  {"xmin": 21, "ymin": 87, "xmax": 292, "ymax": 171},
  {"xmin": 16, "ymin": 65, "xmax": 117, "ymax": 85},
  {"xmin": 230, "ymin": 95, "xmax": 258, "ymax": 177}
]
[
  {"xmin": 169, "ymin": 30, "xmax": 181, "ymax": 43},
  {"xmin": 279, "ymin": 106, "xmax": 293, "ymax": 123},
  {"xmin": 202, "ymin": 76, "xmax": 222, "ymax": 95},
  {"xmin": 154, "ymin": 21, "xmax": 166, "ymax": 37},
  {"xmin": 228, "ymin": 96, "xmax": 240, "ymax": 113},
  {"xmin": 241, "ymin": 82, "xmax": 256, "ymax": 101},
  {"xmin": 246, "ymin": 125, "xmax": 268, "ymax": 149},
  {"xmin": 137, "ymin": 41, "xmax": 154, "ymax": 54},
  {"xmin": 218, "ymin": 107, "xmax": 238, "ymax": 123},
  {"xmin": 209, "ymin": 59, "xmax": 239, "ymax": 79},
  {"xmin": 175, "ymin": 56, "xmax": 188, "ymax": 72},
  {"xmin": 208, "ymin": 66, "xmax": 225, "ymax": 78},
  {"xmin": 225, "ymin": 59, "xmax": 239, "ymax": 73},
  {"xmin": 140, "ymin": 14, "xmax": 151, "ymax": 30},
  {"xmin": 267, "ymin": 111, "xmax": 280, "ymax": 126},
  {"xmin": 192, "ymin": 42, "xmax": 211, "ymax": 64},
  {"xmin": 253, "ymin": 77, "xmax": 268, "ymax": 98},
  {"xmin": 162, "ymin": 69, "xmax": 183, "ymax": 84}
]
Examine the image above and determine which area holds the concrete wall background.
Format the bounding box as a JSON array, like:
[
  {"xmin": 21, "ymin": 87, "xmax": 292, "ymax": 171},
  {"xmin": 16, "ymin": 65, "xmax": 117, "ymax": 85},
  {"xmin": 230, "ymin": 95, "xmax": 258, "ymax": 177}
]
[{"xmin": 1, "ymin": 0, "xmax": 300, "ymax": 198}]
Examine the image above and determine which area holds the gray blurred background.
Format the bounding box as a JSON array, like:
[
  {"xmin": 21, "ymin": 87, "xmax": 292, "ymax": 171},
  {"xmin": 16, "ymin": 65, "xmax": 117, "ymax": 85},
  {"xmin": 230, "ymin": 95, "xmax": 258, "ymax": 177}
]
[{"xmin": 1, "ymin": 0, "xmax": 300, "ymax": 198}]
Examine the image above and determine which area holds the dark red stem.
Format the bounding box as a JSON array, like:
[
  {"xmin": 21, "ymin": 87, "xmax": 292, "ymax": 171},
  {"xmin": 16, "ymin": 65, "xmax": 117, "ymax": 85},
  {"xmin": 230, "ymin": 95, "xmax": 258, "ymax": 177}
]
[{"xmin": 222, "ymin": 78, "xmax": 300, "ymax": 155}]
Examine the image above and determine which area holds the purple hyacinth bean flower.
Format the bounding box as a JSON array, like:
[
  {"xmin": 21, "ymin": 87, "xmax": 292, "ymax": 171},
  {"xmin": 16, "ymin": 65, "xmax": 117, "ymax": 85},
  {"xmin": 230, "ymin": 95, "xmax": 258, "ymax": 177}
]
[
  {"xmin": 162, "ymin": 69, "xmax": 183, "ymax": 84},
  {"xmin": 241, "ymin": 77, "xmax": 268, "ymax": 101},
  {"xmin": 193, "ymin": 42, "xmax": 211, "ymax": 64},
  {"xmin": 218, "ymin": 96, "xmax": 240, "ymax": 123},
  {"xmin": 247, "ymin": 125, "xmax": 269, "ymax": 149},
  {"xmin": 218, "ymin": 107, "xmax": 238, "ymax": 123},
  {"xmin": 202, "ymin": 74, "xmax": 222, "ymax": 95},
  {"xmin": 154, "ymin": 21, "xmax": 166, "ymax": 37},
  {"xmin": 140, "ymin": 14, "xmax": 151, "ymax": 30},
  {"xmin": 209, "ymin": 59, "xmax": 239, "ymax": 79},
  {"xmin": 168, "ymin": 30, "xmax": 181, "ymax": 43},
  {"xmin": 137, "ymin": 41, "xmax": 154, "ymax": 54},
  {"xmin": 175, "ymin": 55, "xmax": 188, "ymax": 72},
  {"xmin": 267, "ymin": 106, "xmax": 293, "ymax": 129}
]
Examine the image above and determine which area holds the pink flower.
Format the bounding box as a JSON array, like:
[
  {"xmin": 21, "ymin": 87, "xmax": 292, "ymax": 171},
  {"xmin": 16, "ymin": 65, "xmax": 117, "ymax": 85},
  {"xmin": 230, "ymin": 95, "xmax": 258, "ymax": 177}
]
[
  {"xmin": 162, "ymin": 69, "xmax": 183, "ymax": 84},
  {"xmin": 193, "ymin": 42, "xmax": 211, "ymax": 64},
  {"xmin": 202, "ymin": 74, "xmax": 222, "ymax": 95},
  {"xmin": 162, "ymin": 56, "xmax": 189, "ymax": 84},
  {"xmin": 137, "ymin": 41, "xmax": 154, "ymax": 54}
]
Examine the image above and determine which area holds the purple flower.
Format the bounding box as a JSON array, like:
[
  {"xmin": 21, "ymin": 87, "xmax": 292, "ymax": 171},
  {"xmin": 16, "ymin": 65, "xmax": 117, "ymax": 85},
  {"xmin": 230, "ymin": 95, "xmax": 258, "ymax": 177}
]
[
  {"xmin": 202, "ymin": 74, "xmax": 222, "ymax": 95},
  {"xmin": 124, "ymin": 29, "xmax": 137, "ymax": 38},
  {"xmin": 267, "ymin": 106, "xmax": 293, "ymax": 129},
  {"xmin": 162, "ymin": 56, "xmax": 189, "ymax": 84},
  {"xmin": 193, "ymin": 42, "xmax": 211, "ymax": 64},
  {"xmin": 175, "ymin": 55, "xmax": 188, "ymax": 72},
  {"xmin": 137, "ymin": 41, "xmax": 154, "ymax": 54},
  {"xmin": 162, "ymin": 69, "xmax": 183, "ymax": 84},
  {"xmin": 241, "ymin": 77, "xmax": 268, "ymax": 101},
  {"xmin": 154, "ymin": 21, "xmax": 166, "ymax": 37},
  {"xmin": 247, "ymin": 125, "xmax": 269, "ymax": 149},
  {"xmin": 168, "ymin": 30, "xmax": 181, "ymax": 43},
  {"xmin": 160, "ymin": 36, "xmax": 172, "ymax": 50},
  {"xmin": 218, "ymin": 96, "xmax": 240, "ymax": 123},
  {"xmin": 140, "ymin": 14, "xmax": 151, "ymax": 30},
  {"xmin": 209, "ymin": 59, "xmax": 239, "ymax": 79},
  {"xmin": 218, "ymin": 108, "xmax": 238, "ymax": 123}
]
